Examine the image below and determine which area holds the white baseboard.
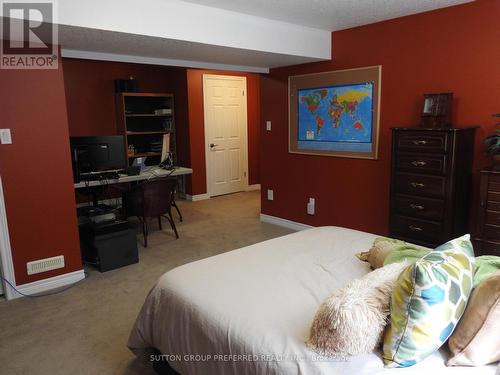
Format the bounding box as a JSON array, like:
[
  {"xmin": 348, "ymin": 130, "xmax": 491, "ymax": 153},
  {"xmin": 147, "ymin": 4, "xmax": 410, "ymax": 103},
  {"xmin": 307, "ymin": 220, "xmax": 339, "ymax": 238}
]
[
  {"xmin": 186, "ymin": 193, "xmax": 211, "ymax": 202},
  {"xmin": 11, "ymin": 270, "xmax": 85, "ymax": 300},
  {"xmin": 260, "ymin": 214, "xmax": 313, "ymax": 231},
  {"xmin": 246, "ymin": 184, "xmax": 261, "ymax": 191},
  {"xmin": 186, "ymin": 185, "xmax": 259, "ymax": 201}
]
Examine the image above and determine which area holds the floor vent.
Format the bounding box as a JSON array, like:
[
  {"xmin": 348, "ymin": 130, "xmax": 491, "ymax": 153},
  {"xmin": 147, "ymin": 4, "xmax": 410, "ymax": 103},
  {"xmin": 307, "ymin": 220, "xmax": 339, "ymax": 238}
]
[{"xmin": 27, "ymin": 255, "xmax": 65, "ymax": 275}]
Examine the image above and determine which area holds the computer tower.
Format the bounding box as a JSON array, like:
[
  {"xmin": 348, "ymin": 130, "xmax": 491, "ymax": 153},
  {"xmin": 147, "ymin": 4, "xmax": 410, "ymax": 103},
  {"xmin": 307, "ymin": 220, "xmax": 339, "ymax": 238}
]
[{"xmin": 79, "ymin": 220, "xmax": 138, "ymax": 272}]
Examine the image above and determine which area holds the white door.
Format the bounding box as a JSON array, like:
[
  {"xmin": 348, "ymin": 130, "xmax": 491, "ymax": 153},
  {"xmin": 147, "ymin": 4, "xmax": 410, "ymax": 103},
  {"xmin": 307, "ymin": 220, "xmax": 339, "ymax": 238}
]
[{"xmin": 203, "ymin": 75, "xmax": 248, "ymax": 197}]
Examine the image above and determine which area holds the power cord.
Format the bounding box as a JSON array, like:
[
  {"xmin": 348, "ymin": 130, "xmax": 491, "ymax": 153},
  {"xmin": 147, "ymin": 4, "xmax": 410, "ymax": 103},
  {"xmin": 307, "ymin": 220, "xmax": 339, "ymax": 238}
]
[
  {"xmin": 0, "ymin": 271, "xmax": 89, "ymax": 298},
  {"xmin": 143, "ymin": 166, "xmax": 176, "ymax": 183}
]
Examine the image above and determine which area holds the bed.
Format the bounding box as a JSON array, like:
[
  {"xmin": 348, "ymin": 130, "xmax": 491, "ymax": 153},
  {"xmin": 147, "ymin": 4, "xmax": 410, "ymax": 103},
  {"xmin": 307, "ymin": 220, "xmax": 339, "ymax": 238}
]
[{"xmin": 128, "ymin": 226, "xmax": 498, "ymax": 374}]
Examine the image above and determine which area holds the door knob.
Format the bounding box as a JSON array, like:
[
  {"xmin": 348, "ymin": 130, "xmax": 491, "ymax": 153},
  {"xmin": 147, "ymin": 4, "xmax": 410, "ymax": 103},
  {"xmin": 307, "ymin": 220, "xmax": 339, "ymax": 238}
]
[{"xmin": 209, "ymin": 143, "xmax": 218, "ymax": 148}]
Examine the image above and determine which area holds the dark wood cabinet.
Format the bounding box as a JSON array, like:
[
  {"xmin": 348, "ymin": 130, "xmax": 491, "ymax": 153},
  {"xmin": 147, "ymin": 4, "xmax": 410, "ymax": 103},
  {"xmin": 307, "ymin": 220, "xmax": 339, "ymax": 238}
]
[
  {"xmin": 474, "ymin": 170, "xmax": 500, "ymax": 256},
  {"xmin": 389, "ymin": 127, "xmax": 477, "ymax": 248}
]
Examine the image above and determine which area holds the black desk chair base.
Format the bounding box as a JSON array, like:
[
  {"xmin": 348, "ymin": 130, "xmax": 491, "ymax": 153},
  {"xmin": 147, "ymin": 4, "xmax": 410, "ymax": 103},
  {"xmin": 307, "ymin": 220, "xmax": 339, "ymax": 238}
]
[{"xmin": 171, "ymin": 199, "xmax": 183, "ymax": 222}]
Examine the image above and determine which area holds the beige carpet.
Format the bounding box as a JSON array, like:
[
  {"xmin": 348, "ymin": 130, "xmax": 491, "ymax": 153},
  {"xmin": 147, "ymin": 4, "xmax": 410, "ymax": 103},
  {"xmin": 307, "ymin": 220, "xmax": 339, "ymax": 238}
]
[{"xmin": 0, "ymin": 191, "xmax": 293, "ymax": 375}]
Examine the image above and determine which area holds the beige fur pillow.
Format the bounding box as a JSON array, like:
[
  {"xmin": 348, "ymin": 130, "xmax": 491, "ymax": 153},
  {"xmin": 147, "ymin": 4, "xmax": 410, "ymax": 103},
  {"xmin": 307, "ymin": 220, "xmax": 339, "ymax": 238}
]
[
  {"xmin": 447, "ymin": 271, "xmax": 500, "ymax": 366},
  {"xmin": 307, "ymin": 261, "xmax": 408, "ymax": 356},
  {"xmin": 356, "ymin": 237, "xmax": 404, "ymax": 269}
]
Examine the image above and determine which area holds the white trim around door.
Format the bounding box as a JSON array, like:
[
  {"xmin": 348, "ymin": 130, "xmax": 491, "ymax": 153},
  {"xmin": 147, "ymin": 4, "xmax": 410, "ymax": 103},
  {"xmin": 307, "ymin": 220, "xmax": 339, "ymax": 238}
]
[
  {"xmin": 203, "ymin": 74, "xmax": 249, "ymax": 198},
  {"xmin": 0, "ymin": 176, "xmax": 17, "ymax": 300}
]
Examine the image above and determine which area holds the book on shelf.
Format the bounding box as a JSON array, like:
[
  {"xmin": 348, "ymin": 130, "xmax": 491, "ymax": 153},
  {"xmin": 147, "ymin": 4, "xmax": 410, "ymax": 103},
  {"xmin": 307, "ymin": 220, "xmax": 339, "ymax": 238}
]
[{"xmin": 154, "ymin": 108, "xmax": 172, "ymax": 115}]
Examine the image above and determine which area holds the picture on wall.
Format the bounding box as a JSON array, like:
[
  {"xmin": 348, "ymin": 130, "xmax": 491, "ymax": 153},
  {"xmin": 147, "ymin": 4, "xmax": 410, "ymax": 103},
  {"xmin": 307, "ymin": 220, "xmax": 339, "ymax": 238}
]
[{"xmin": 289, "ymin": 66, "xmax": 381, "ymax": 159}]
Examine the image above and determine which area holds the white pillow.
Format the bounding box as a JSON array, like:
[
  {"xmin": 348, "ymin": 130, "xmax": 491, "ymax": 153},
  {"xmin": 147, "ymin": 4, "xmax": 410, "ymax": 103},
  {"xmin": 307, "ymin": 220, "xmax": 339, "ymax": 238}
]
[{"xmin": 307, "ymin": 261, "xmax": 408, "ymax": 356}]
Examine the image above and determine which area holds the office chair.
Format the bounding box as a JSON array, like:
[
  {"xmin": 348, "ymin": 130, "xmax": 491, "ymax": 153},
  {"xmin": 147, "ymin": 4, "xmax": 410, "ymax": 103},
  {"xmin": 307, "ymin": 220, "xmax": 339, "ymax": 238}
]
[
  {"xmin": 122, "ymin": 178, "xmax": 179, "ymax": 247},
  {"xmin": 171, "ymin": 194, "xmax": 183, "ymax": 222}
]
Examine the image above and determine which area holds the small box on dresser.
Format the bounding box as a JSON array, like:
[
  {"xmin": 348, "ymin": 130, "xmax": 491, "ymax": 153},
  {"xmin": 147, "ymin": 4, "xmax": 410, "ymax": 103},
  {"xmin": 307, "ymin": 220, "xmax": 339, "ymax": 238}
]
[
  {"xmin": 389, "ymin": 127, "xmax": 477, "ymax": 248},
  {"xmin": 474, "ymin": 170, "xmax": 500, "ymax": 256}
]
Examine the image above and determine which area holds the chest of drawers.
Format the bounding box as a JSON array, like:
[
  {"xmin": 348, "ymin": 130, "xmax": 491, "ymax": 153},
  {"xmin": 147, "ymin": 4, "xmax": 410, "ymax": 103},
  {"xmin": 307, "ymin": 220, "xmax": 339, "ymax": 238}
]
[
  {"xmin": 474, "ymin": 170, "xmax": 500, "ymax": 256},
  {"xmin": 389, "ymin": 127, "xmax": 477, "ymax": 248}
]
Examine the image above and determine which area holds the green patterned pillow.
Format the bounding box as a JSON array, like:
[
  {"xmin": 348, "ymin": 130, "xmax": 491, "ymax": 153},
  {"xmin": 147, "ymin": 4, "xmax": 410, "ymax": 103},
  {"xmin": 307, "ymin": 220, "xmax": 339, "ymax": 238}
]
[{"xmin": 383, "ymin": 234, "xmax": 475, "ymax": 368}]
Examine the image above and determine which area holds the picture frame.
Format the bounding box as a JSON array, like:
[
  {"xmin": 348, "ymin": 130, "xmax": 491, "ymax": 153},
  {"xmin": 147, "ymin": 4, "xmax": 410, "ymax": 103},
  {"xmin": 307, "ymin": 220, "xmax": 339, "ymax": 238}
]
[
  {"xmin": 420, "ymin": 92, "xmax": 453, "ymax": 128},
  {"xmin": 289, "ymin": 65, "xmax": 381, "ymax": 159}
]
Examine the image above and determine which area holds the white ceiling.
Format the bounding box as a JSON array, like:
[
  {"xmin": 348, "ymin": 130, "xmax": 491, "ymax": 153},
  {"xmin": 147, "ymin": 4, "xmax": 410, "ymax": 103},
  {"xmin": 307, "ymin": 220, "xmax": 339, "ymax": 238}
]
[
  {"xmin": 182, "ymin": 0, "xmax": 473, "ymax": 31},
  {"xmin": 59, "ymin": 26, "xmax": 320, "ymax": 72},
  {"xmin": 55, "ymin": 0, "xmax": 332, "ymax": 73}
]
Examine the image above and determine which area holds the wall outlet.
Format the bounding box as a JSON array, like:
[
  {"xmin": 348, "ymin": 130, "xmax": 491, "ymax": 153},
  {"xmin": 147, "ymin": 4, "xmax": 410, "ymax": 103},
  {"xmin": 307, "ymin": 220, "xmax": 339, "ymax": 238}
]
[
  {"xmin": 267, "ymin": 189, "xmax": 274, "ymax": 201},
  {"xmin": 266, "ymin": 121, "xmax": 272, "ymax": 131},
  {"xmin": 307, "ymin": 198, "xmax": 315, "ymax": 215},
  {"xmin": 0, "ymin": 129, "xmax": 12, "ymax": 144}
]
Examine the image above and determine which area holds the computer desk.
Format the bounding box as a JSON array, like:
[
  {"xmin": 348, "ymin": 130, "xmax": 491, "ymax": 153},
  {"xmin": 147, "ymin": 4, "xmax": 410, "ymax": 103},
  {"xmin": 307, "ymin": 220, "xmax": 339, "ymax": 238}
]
[
  {"xmin": 74, "ymin": 166, "xmax": 192, "ymax": 268},
  {"xmin": 73, "ymin": 166, "xmax": 193, "ymax": 189}
]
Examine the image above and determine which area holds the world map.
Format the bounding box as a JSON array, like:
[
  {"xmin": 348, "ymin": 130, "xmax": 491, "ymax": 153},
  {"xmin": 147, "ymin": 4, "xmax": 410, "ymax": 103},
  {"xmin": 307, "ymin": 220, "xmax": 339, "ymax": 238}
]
[{"xmin": 297, "ymin": 82, "xmax": 374, "ymax": 149}]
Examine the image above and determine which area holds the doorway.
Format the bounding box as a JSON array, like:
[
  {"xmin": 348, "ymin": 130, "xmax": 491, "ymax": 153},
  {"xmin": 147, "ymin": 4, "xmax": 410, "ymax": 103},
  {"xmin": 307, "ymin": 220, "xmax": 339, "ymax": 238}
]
[{"xmin": 203, "ymin": 74, "xmax": 248, "ymax": 197}]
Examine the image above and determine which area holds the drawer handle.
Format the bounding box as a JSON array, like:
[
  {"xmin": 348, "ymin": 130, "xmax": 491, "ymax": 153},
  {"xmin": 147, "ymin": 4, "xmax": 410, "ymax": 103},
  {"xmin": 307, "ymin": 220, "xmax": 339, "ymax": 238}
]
[
  {"xmin": 413, "ymin": 140, "xmax": 427, "ymax": 145},
  {"xmin": 410, "ymin": 203, "xmax": 425, "ymax": 210},
  {"xmin": 409, "ymin": 225, "xmax": 423, "ymax": 232},
  {"xmin": 410, "ymin": 182, "xmax": 425, "ymax": 188},
  {"xmin": 411, "ymin": 160, "xmax": 427, "ymax": 167}
]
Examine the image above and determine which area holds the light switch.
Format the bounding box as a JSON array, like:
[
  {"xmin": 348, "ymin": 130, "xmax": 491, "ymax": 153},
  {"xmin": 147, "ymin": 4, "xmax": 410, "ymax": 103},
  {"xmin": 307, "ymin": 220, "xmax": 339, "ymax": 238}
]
[
  {"xmin": 307, "ymin": 198, "xmax": 315, "ymax": 215},
  {"xmin": 266, "ymin": 121, "xmax": 272, "ymax": 131},
  {"xmin": 0, "ymin": 129, "xmax": 12, "ymax": 144},
  {"xmin": 267, "ymin": 189, "xmax": 274, "ymax": 201}
]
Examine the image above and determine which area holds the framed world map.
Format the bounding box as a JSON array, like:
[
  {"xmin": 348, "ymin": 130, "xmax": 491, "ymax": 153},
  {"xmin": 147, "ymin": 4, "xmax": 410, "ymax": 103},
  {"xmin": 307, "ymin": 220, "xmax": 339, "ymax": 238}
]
[{"xmin": 289, "ymin": 66, "xmax": 381, "ymax": 159}]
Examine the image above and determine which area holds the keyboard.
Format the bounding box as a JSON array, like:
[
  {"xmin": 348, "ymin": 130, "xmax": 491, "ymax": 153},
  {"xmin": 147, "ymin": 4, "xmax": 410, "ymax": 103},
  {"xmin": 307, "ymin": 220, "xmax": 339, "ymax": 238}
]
[{"xmin": 79, "ymin": 171, "xmax": 120, "ymax": 181}]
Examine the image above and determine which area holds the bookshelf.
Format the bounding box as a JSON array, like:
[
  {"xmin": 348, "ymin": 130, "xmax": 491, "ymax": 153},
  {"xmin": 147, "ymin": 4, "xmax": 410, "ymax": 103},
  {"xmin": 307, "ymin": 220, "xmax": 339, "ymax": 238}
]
[{"xmin": 116, "ymin": 92, "xmax": 176, "ymax": 166}]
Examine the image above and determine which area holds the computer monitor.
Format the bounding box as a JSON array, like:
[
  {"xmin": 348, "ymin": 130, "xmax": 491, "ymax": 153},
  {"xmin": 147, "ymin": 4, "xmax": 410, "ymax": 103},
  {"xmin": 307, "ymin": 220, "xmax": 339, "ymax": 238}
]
[{"xmin": 70, "ymin": 136, "xmax": 127, "ymax": 182}]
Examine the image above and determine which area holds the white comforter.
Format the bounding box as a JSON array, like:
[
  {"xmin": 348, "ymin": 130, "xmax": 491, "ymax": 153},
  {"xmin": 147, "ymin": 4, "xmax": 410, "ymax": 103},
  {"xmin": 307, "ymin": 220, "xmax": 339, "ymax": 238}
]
[{"xmin": 128, "ymin": 226, "xmax": 497, "ymax": 374}]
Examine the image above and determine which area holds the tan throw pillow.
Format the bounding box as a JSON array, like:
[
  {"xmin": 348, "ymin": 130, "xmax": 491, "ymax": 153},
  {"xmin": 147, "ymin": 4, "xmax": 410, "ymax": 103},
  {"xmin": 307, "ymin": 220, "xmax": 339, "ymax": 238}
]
[
  {"xmin": 356, "ymin": 237, "xmax": 402, "ymax": 269},
  {"xmin": 447, "ymin": 270, "xmax": 500, "ymax": 366},
  {"xmin": 307, "ymin": 261, "xmax": 408, "ymax": 356}
]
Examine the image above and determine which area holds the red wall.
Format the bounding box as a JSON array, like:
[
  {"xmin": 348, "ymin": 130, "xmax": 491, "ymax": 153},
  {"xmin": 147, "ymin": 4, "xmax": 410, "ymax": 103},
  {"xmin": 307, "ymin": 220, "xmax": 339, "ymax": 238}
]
[
  {"xmin": 0, "ymin": 52, "xmax": 82, "ymax": 285},
  {"xmin": 186, "ymin": 69, "xmax": 261, "ymax": 195},
  {"xmin": 261, "ymin": 0, "xmax": 500, "ymax": 235},
  {"xmin": 63, "ymin": 58, "xmax": 190, "ymax": 161}
]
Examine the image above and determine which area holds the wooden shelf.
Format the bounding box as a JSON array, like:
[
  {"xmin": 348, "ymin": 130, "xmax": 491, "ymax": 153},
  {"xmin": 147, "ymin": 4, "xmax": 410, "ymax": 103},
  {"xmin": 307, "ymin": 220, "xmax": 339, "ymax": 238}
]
[
  {"xmin": 125, "ymin": 113, "xmax": 171, "ymax": 117},
  {"xmin": 128, "ymin": 152, "xmax": 162, "ymax": 158},
  {"xmin": 116, "ymin": 92, "xmax": 177, "ymax": 166},
  {"xmin": 126, "ymin": 131, "xmax": 169, "ymax": 135},
  {"xmin": 120, "ymin": 92, "xmax": 174, "ymax": 98}
]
